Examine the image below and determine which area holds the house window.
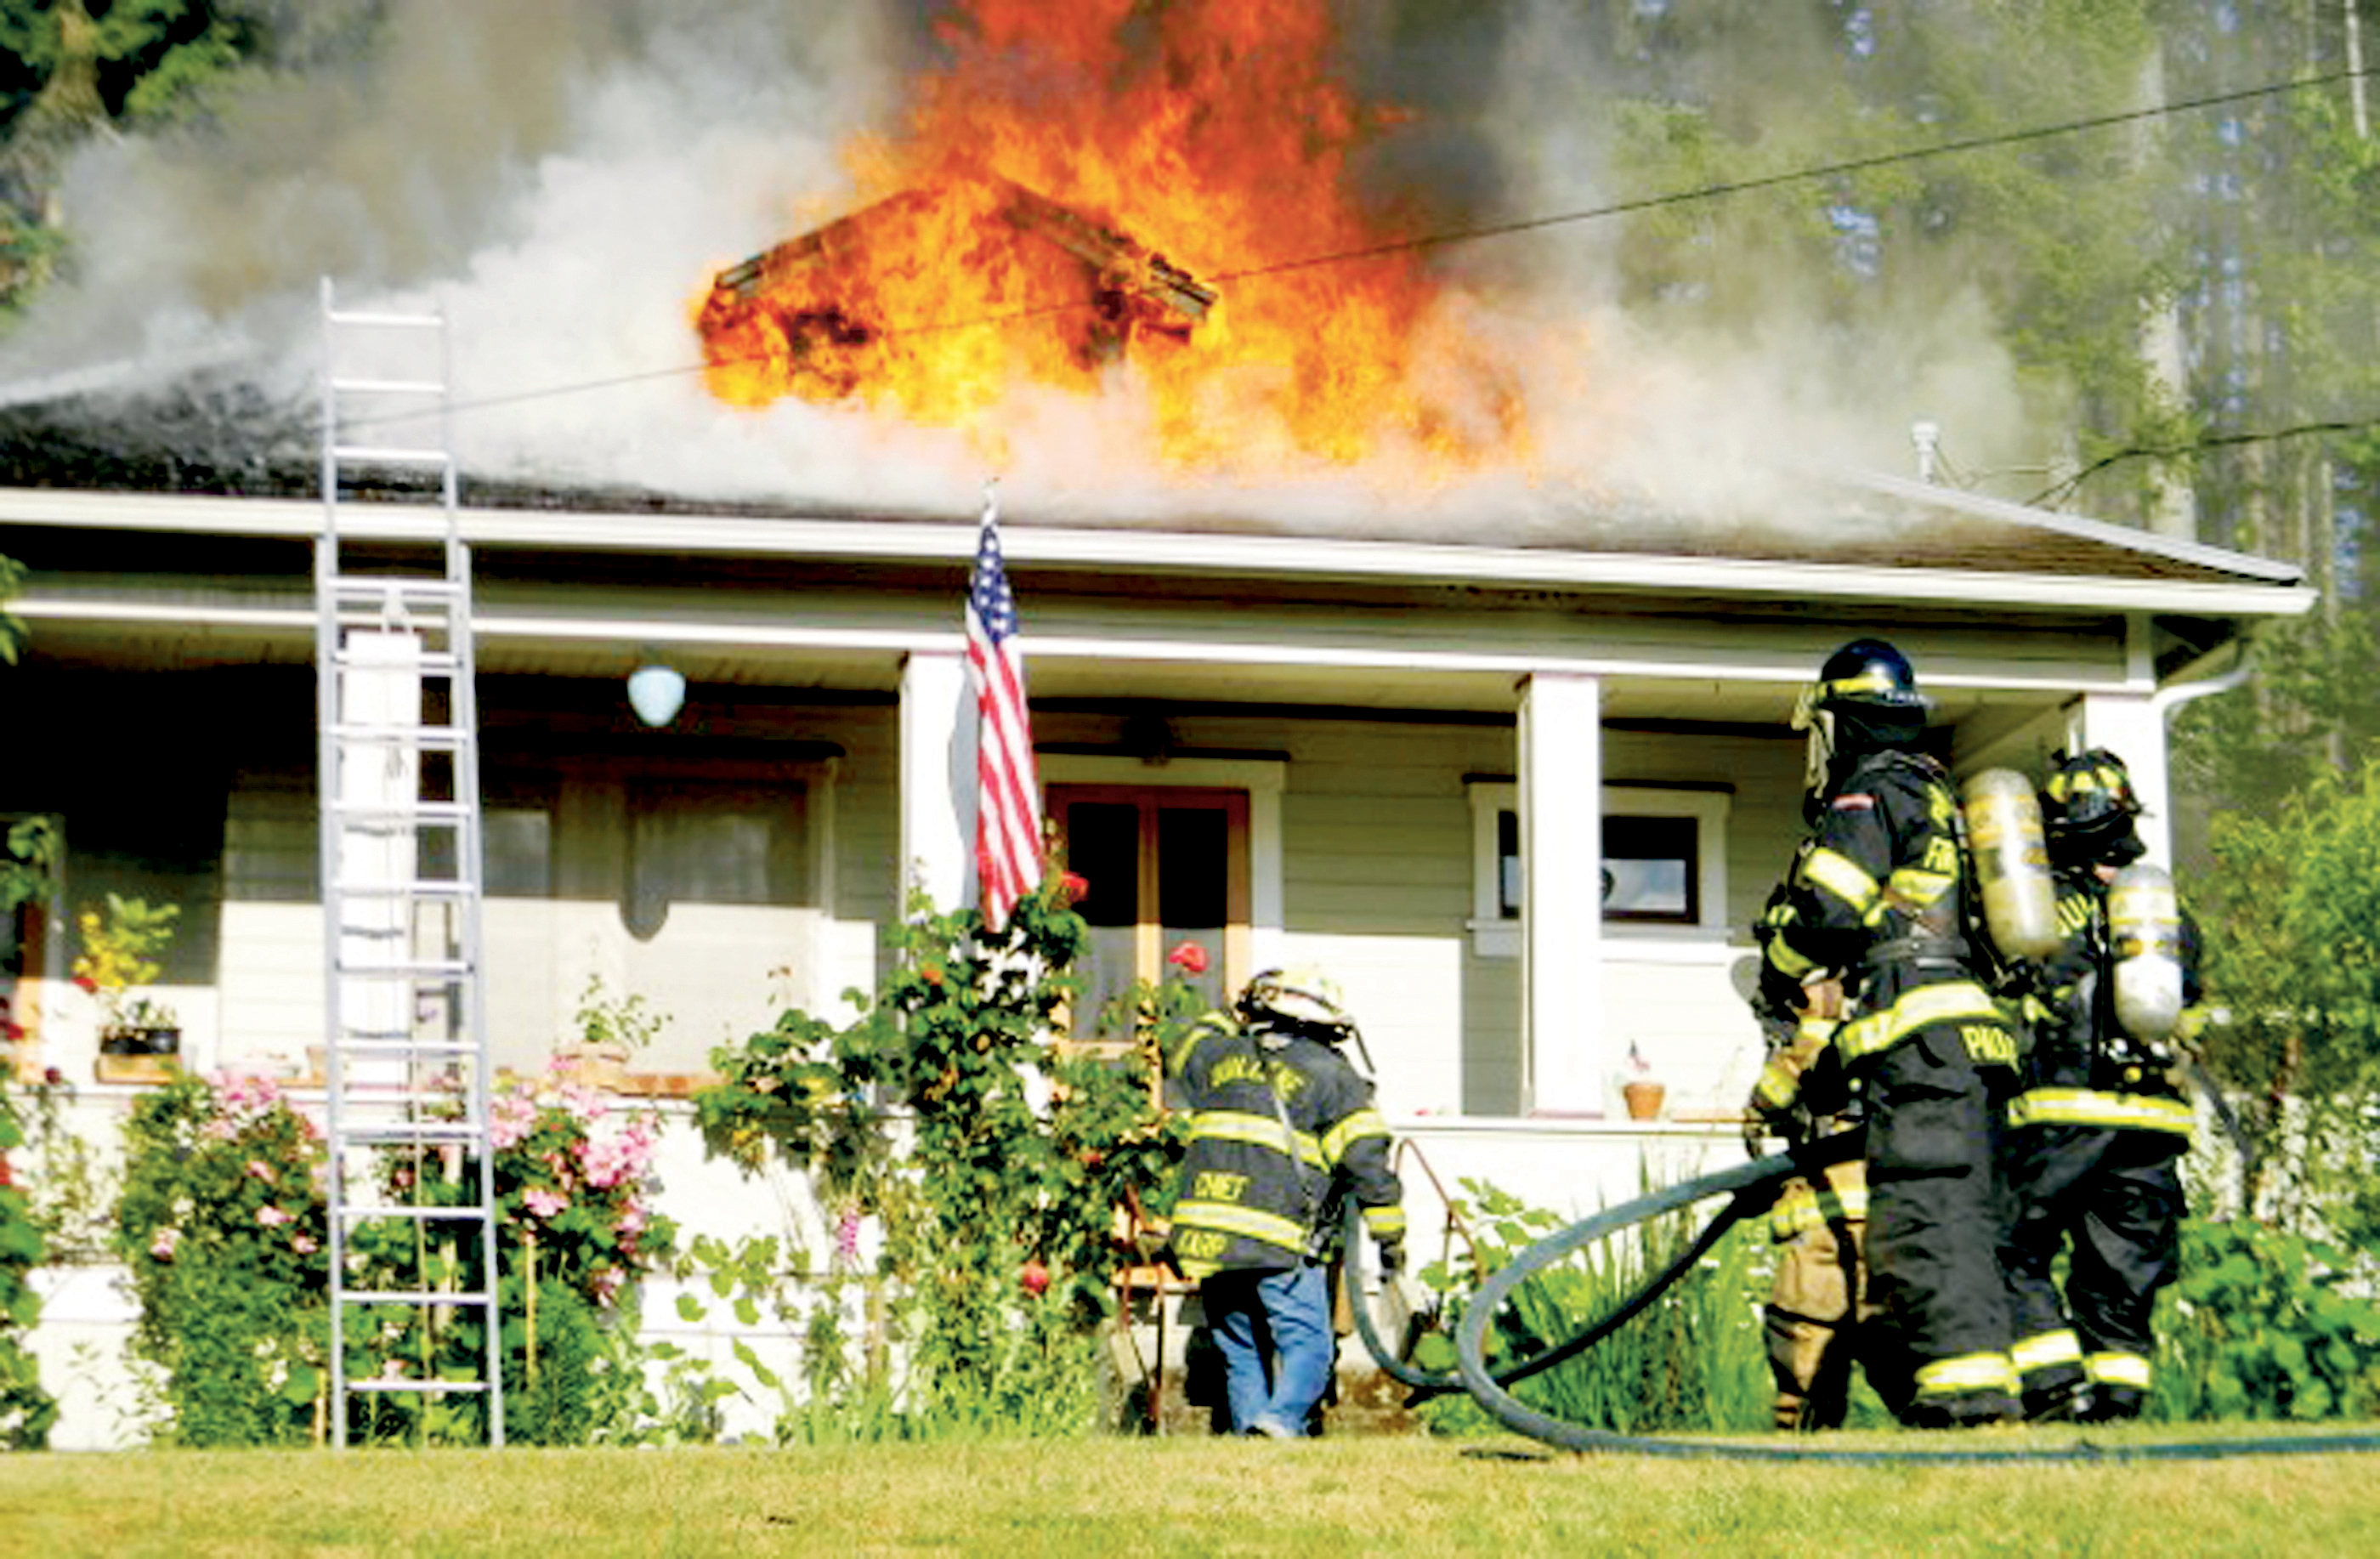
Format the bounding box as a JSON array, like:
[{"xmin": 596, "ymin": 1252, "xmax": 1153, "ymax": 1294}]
[
  {"xmin": 1048, "ymin": 785, "xmax": 1248, "ymax": 1037},
  {"xmin": 1468, "ymin": 780, "xmax": 1731, "ymax": 955}
]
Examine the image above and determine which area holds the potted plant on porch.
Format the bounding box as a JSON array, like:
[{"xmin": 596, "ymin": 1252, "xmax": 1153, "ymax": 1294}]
[{"xmin": 73, "ymin": 893, "xmax": 183, "ymax": 1075}]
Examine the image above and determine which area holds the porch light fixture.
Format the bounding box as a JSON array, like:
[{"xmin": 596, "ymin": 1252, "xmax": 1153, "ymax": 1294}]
[{"xmin": 626, "ymin": 653, "xmax": 687, "ymax": 728}]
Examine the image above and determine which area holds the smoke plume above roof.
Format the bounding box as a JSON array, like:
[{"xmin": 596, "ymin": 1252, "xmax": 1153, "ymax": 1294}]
[{"xmin": 0, "ymin": 0, "xmax": 2043, "ymax": 538}]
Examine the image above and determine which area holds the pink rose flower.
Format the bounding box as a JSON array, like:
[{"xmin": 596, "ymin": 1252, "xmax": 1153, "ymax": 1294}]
[
  {"xmin": 523, "ymin": 1188, "xmax": 569, "ymax": 1219},
  {"xmin": 256, "ymin": 1205, "xmax": 292, "ymax": 1227},
  {"xmin": 149, "ymin": 1227, "xmax": 180, "ymax": 1261},
  {"xmin": 292, "ymin": 1234, "xmax": 320, "ymax": 1256},
  {"xmin": 1167, "ymin": 941, "xmax": 1210, "ymax": 975}
]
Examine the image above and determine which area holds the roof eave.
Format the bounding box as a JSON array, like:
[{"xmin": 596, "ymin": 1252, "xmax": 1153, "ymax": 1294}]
[{"xmin": 0, "ymin": 485, "xmax": 2317, "ymax": 620}]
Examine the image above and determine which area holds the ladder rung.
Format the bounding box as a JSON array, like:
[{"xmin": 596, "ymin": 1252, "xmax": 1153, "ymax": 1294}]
[
  {"xmin": 326, "ymin": 306, "xmax": 444, "ymax": 328},
  {"xmin": 333, "ymin": 961, "xmax": 473, "ymax": 980},
  {"xmin": 337, "ymin": 1204, "xmax": 497, "ymax": 1222},
  {"xmin": 327, "ymin": 723, "xmax": 468, "ymax": 745},
  {"xmin": 330, "ymin": 1039, "xmax": 477, "ymax": 1056},
  {"xmin": 328, "ymin": 574, "xmax": 464, "ymax": 597},
  {"xmin": 331, "ymin": 1121, "xmax": 484, "ymax": 1145},
  {"xmin": 333, "ymin": 445, "xmax": 451, "ymax": 466},
  {"xmin": 343, "ymin": 1379, "xmax": 493, "ymax": 1396},
  {"xmin": 338, "ymin": 1288, "xmax": 494, "ymax": 1307},
  {"xmin": 332, "ymin": 377, "xmax": 445, "ymax": 396},
  {"xmin": 334, "ymin": 879, "xmax": 476, "ymax": 899},
  {"xmin": 332, "ymin": 801, "xmax": 471, "ymax": 823}
]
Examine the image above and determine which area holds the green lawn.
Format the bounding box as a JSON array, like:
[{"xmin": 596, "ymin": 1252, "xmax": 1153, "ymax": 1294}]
[{"xmin": 5, "ymin": 1426, "xmax": 2380, "ymax": 1556}]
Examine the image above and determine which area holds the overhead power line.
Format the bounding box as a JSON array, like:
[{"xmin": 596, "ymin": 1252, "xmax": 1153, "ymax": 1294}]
[
  {"xmin": 373, "ymin": 62, "xmax": 2376, "ymax": 433},
  {"xmin": 2030, "ymin": 416, "xmax": 2380, "ymax": 509}
]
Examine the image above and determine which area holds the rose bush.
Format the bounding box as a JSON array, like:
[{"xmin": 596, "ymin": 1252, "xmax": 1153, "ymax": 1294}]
[{"xmin": 116, "ymin": 1071, "xmax": 331, "ymax": 1446}]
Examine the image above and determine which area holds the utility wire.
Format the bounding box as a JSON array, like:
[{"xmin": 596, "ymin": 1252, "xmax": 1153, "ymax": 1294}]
[
  {"xmin": 353, "ymin": 62, "xmax": 2375, "ymax": 434},
  {"xmin": 2029, "ymin": 416, "xmax": 2380, "ymax": 508}
]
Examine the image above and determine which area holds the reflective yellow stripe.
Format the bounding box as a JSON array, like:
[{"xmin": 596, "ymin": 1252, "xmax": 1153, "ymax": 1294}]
[
  {"xmin": 1321, "ymin": 1108, "xmax": 1389, "ymax": 1165},
  {"xmin": 2086, "ymin": 1352, "xmax": 2152, "ymax": 1390},
  {"xmin": 1767, "ymin": 938, "xmax": 1819, "ymax": 978},
  {"xmin": 1803, "ymin": 847, "xmax": 1881, "ymax": 914},
  {"xmin": 1768, "ymin": 1182, "xmax": 1869, "ymax": 1239},
  {"xmin": 1887, "ymin": 866, "xmax": 1953, "ymax": 907},
  {"xmin": 2011, "ymin": 1329, "xmax": 2083, "ymax": 1374},
  {"xmin": 2007, "ymin": 1088, "xmax": 2195, "ymax": 1138},
  {"xmin": 1362, "ymin": 1205, "xmax": 1407, "ymax": 1239},
  {"xmin": 1171, "ymin": 1199, "xmax": 1307, "ymax": 1252},
  {"xmin": 1754, "ymin": 1057, "xmax": 1800, "ymax": 1109},
  {"xmin": 1835, "ymin": 981, "xmax": 2004, "ymax": 1063},
  {"xmin": 1913, "ymin": 1351, "xmax": 2016, "ymax": 1398},
  {"xmin": 1189, "ymin": 1111, "xmax": 1324, "ymax": 1167}
]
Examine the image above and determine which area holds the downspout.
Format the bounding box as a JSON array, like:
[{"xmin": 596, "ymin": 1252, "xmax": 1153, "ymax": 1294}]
[
  {"xmin": 2146, "ymin": 636, "xmax": 2258, "ymax": 1204},
  {"xmin": 2148, "ymin": 638, "xmax": 2254, "ymax": 726}
]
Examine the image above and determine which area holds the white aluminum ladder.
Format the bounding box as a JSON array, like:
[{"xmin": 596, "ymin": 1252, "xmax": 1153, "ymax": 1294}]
[{"xmin": 315, "ymin": 276, "xmax": 504, "ymax": 1448}]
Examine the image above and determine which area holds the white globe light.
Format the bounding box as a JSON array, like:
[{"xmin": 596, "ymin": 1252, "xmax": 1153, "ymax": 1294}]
[{"xmin": 626, "ymin": 663, "xmax": 687, "ymax": 727}]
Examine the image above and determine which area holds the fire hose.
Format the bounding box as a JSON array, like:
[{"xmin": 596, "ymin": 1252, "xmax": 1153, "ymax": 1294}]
[{"xmin": 1337, "ymin": 1131, "xmax": 2380, "ymax": 1463}]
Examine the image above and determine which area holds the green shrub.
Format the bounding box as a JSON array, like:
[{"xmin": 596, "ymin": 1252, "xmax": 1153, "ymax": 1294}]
[
  {"xmin": 2157, "ymin": 1215, "xmax": 2380, "ymax": 1421},
  {"xmin": 694, "ymin": 881, "xmax": 1183, "ymax": 1438},
  {"xmin": 1408, "ymin": 1176, "xmax": 1771, "ymax": 1437},
  {"xmin": 0, "ymin": 1070, "xmax": 57, "ymax": 1449},
  {"xmin": 114, "ymin": 1072, "xmax": 330, "ymax": 1447}
]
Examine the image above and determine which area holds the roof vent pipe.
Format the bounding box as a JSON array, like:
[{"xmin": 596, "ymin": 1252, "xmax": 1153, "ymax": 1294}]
[{"xmin": 1911, "ymin": 420, "xmax": 1942, "ymax": 484}]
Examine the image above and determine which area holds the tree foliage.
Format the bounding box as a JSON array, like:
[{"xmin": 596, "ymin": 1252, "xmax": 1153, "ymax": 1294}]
[{"xmin": 2190, "ymin": 759, "xmax": 2380, "ymax": 1234}]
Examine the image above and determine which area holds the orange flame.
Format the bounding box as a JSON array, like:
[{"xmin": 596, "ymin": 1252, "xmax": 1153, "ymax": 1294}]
[{"xmin": 695, "ymin": 0, "xmax": 1538, "ymax": 479}]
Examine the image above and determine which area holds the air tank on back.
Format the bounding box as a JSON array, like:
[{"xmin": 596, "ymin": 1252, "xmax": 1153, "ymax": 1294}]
[
  {"xmin": 2109, "ymin": 861, "xmax": 2185, "ymax": 1041},
  {"xmin": 1960, "ymin": 768, "xmax": 2060, "ymax": 961}
]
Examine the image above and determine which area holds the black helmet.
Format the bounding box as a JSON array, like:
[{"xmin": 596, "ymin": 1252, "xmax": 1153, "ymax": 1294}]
[
  {"xmin": 2043, "ymin": 748, "xmax": 2145, "ymax": 867},
  {"xmin": 1793, "ymin": 638, "xmax": 1930, "ymax": 729}
]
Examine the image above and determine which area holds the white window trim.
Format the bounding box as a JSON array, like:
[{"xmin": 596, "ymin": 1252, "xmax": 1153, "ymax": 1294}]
[
  {"xmin": 1039, "ymin": 755, "xmax": 1287, "ymax": 964},
  {"xmin": 1467, "ymin": 780, "xmax": 1731, "ymax": 959}
]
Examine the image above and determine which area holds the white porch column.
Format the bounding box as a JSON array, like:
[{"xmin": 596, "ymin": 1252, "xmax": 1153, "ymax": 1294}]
[
  {"xmin": 1520, "ymin": 671, "xmax": 1604, "ymax": 1115},
  {"xmin": 898, "ymin": 650, "xmax": 973, "ymax": 916},
  {"xmin": 2070, "ymin": 693, "xmax": 2171, "ymax": 865}
]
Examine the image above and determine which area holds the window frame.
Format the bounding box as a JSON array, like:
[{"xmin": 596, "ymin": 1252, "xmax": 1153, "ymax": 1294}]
[{"xmin": 1467, "ymin": 780, "xmax": 1731, "ymax": 958}]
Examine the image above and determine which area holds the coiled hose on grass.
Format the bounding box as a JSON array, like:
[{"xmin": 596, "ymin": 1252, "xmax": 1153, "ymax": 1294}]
[{"xmin": 1340, "ymin": 1132, "xmax": 2380, "ymax": 1463}]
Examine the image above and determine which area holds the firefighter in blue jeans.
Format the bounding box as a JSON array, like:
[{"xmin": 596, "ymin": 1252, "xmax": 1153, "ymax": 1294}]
[{"xmin": 1164, "ymin": 967, "xmax": 1406, "ymax": 1437}]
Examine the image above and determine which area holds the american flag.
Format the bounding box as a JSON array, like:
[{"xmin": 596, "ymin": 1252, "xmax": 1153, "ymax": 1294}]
[{"xmin": 966, "ymin": 485, "xmax": 1044, "ymax": 930}]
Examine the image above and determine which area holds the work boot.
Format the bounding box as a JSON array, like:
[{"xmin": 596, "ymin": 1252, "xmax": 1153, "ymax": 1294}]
[
  {"xmin": 1907, "ymin": 1392, "xmax": 2020, "ymax": 1430},
  {"xmin": 2022, "ymin": 1378, "xmax": 2094, "ymax": 1424}
]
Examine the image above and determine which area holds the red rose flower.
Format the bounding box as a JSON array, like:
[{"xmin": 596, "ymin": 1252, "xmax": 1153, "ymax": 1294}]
[
  {"xmin": 1020, "ymin": 1258, "xmax": 1050, "ymax": 1297},
  {"xmin": 1057, "ymin": 871, "xmax": 1090, "ymax": 904},
  {"xmin": 72, "ymin": 975, "xmax": 98, "ymax": 995},
  {"xmin": 1167, "ymin": 941, "xmax": 1210, "ymax": 976}
]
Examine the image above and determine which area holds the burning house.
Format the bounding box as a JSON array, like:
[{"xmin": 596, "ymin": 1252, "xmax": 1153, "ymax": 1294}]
[{"xmin": 0, "ymin": 0, "xmax": 2323, "ymax": 1447}]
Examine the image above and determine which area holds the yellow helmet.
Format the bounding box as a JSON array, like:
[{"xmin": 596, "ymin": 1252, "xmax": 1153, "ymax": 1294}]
[{"xmin": 1237, "ymin": 967, "xmax": 1354, "ymax": 1038}]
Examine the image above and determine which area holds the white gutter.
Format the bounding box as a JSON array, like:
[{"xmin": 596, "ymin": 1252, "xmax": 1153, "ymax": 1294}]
[
  {"xmin": 0, "ymin": 486, "xmax": 2317, "ymax": 621},
  {"xmin": 2151, "ymin": 639, "xmax": 2258, "ymax": 722}
]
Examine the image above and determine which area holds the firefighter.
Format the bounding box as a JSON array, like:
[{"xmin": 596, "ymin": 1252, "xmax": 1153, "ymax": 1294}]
[
  {"xmin": 2000, "ymin": 749, "xmax": 2202, "ymax": 1422},
  {"xmin": 1163, "ymin": 967, "xmax": 1407, "ymax": 1438},
  {"xmin": 1744, "ymin": 943, "xmax": 1873, "ymax": 1431},
  {"xmin": 1754, "ymin": 638, "xmax": 2023, "ymax": 1428}
]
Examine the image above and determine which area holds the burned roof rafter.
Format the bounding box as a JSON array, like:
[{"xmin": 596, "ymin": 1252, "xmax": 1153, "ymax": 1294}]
[{"xmin": 698, "ymin": 174, "xmax": 1218, "ymax": 398}]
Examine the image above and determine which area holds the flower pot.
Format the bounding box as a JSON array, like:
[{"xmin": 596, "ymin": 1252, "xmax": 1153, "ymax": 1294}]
[
  {"xmin": 99, "ymin": 1024, "xmax": 181, "ymax": 1057},
  {"xmin": 1623, "ymin": 1080, "xmax": 1667, "ymax": 1121}
]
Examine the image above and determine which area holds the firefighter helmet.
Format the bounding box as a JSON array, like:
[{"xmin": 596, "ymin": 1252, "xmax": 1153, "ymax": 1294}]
[
  {"xmin": 1793, "ymin": 638, "xmax": 1929, "ymax": 818},
  {"xmin": 1791, "ymin": 638, "xmax": 1930, "ymax": 730},
  {"xmin": 1238, "ymin": 967, "xmax": 1355, "ymax": 1040},
  {"xmin": 2043, "ymin": 748, "xmax": 2146, "ymax": 867}
]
